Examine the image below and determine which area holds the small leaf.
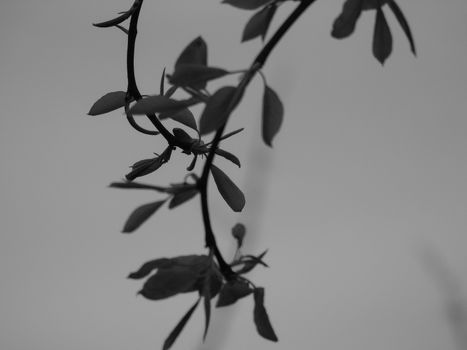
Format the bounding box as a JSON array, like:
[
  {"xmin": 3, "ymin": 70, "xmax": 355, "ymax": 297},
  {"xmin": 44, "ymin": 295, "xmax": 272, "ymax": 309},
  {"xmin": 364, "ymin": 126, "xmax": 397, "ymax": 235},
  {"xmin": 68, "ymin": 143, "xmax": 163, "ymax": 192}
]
[
  {"xmin": 163, "ymin": 298, "xmax": 200, "ymax": 350},
  {"xmin": 122, "ymin": 200, "xmax": 166, "ymax": 233},
  {"xmin": 93, "ymin": 8, "xmax": 135, "ymax": 28},
  {"xmin": 216, "ymin": 280, "xmax": 253, "ymax": 307},
  {"xmin": 129, "ymin": 95, "xmax": 192, "ymax": 115},
  {"xmin": 175, "ymin": 37, "xmax": 208, "ymax": 68},
  {"xmin": 172, "ymin": 128, "xmax": 195, "ymax": 144},
  {"xmin": 222, "ymin": 0, "xmax": 272, "ymax": 10},
  {"xmin": 373, "ymin": 6, "xmax": 393, "ymax": 65},
  {"xmin": 242, "ymin": 4, "xmax": 277, "ymax": 42},
  {"xmin": 88, "ymin": 91, "xmax": 126, "ymax": 116},
  {"xmin": 211, "ymin": 164, "xmax": 245, "ymax": 212},
  {"xmin": 202, "ymin": 271, "xmax": 211, "ymax": 340},
  {"xmin": 109, "ymin": 181, "xmax": 168, "ymax": 192},
  {"xmin": 199, "ymin": 86, "xmax": 236, "ymax": 135},
  {"xmin": 159, "ymin": 108, "xmax": 198, "ymax": 131},
  {"xmin": 126, "ymin": 156, "xmax": 164, "ymax": 181},
  {"xmin": 140, "ymin": 266, "xmax": 199, "ymax": 300},
  {"xmin": 262, "ymin": 85, "xmax": 284, "ymax": 147},
  {"xmin": 253, "ymin": 288, "xmax": 278, "ymax": 342},
  {"xmin": 169, "ymin": 64, "xmax": 229, "ymax": 88},
  {"xmin": 331, "ymin": 0, "xmax": 363, "ymax": 39},
  {"xmin": 128, "ymin": 258, "xmax": 173, "ymax": 279},
  {"xmin": 236, "ymin": 250, "xmax": 268, "ymax": 274},
  {"xmin": 169, "ymin": 189, "xmax": 198, "ymax": 209},
  {"xmin": 387, "ymin": 0, "xmax": 416, "ymax": 55},
  {"xmin": 215, "ymin": 148, "xmax": 241, "ymax": 167},
  {"xmin": 231, "ymin": 223, "xmax": 246, "ymax": 247}
]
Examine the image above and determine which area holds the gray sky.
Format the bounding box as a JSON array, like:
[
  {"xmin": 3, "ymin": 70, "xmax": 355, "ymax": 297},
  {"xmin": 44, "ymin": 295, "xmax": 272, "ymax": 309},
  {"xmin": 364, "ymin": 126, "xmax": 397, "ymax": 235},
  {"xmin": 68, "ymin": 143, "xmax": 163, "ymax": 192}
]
[{"xmin": 1, "ymin": 0, "xmax": 467, "ymax": 349}]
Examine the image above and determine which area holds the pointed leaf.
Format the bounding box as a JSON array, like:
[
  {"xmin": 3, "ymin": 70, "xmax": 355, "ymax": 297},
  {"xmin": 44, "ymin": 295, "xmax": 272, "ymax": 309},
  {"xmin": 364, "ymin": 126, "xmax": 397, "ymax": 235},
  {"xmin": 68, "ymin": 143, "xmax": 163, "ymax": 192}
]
[
  {"xmin": 387, "ymin": 0, "xmax": 416, "ymax": 55},
  {"xmin": 129, "ymin": 95, "xmax": 191, "ymax": 115},
  {"xmin": 202, "ymin": 271, "xmax": 211, "ymax": 340},
  {"xmin": 172, "ymin": 128, "xmax": 195, "ymax": 144},
  {"xmin": 216, "ymin": 280, "xmax": 253, "ymax": 307},
  {"xmin": 163, "ymin": 298, "xmax": 200, "ymax": 350},
  {"xmin": 331, "ymin": 0, "xmax": 363, "ymax": 39},
  {"xmin": 88, "ymin": 91, "xmax": 126, "ymax": 116},
  {"xmin": 236, "ymin": 250, "xmax": 268, "ymax": 274},
  {"xmin": 262, "ymin": 85, "xmax": 283, "ymax": 147},
  {"xmin": 222, "ymin": 0, "xmax": 272, "ymax": 10},
  {"xmin": 126, "ymin": 156, "xmax": 164, "ymax": 181},
  {"xmin": 128, "ymin": 258, "xmax": 173, "ymax": 279},
  {"xmin": 175, "ymin": 37, "xmax": 207, "ymax": 68},
  {"xmin": 93, "ymin": 8, "xmax": 135, "ymax": 28},
  {"xmin": 169, "ymin": 189, "xmax": 198, "ymax": 209},
  {"xmin": 242, "ymin": 5, "xmax": 277, "ymax": 42},
  {"xmin": 211, "ymin": 164, "xmax": 245, "ymax": 212},
  {"xmin": 109, "ymin": 181, "xmax": 168, "ymax": 192},
  {"xmin": 159, "ymin": 108, "xmax": 198, "ymax": 131},
  {"xmin": 373, "ymin": 6, "xmax": 393, "ymax": 64},
  {"xmin": 253, "ymin": 288, "xmax": 278, "ymax": 342},
  {"xmin": 199, "ymin": 86, "xmax": 236, "ymax": 135},
  {"xmin": 169, "ymin": 64, "xmax": 229, "ymax": 88},
  {"xmin": 122, "ymin": 200, "xmax": 166, "ymax": 233},
  {"xmin": 215, "ymin": 148, "xmax": 241, "ymax": 167},
  {"xmin": 231, "ymin": 223, "xmax": 246, "ymax": 247}
]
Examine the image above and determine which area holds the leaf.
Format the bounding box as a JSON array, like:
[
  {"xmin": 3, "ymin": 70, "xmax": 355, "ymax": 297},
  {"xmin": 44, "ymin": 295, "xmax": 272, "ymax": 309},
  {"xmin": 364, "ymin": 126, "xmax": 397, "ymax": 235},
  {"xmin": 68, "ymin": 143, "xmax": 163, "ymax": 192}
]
[
  {"xmin": 159, "ymin": 108, "xmax": 198, "ymax": 131},
  {"xmin": 199, "ymin": 86, "xmax": 237, "ymax": 135},
  {"xmin": 172, "ymin": 128, "xmax": 195, "ymax": 144},
  {"xmin": 331, "ymin": 0, "xmax": 363, "ymax": 39},
  {"xmin": 373, "ymin": 6, "xmax": 393, "ymax": 65},
  {"xmin": 169, "ymin": 64, "xmax": 229, "ymax": 88},
  {"xmin": 222, "ymin": 0, "xmax": 272, "ymax": 10},
  {"xmin": 125, "ymin": 156, "xmax": 164, "ymax": 181},
  {"xmin": 169, "ymin": 189, "xmax": 198, "ymax": 209},
  {"xmin": 175, "ymin": 37, "xmax": 208, "ymax": 68},
  {"xmin": 210, "ymin": 164, "xmax": 245, "ymax": 212},
  {"xmin": 129, "ymin": 95, "xmax": 191, "ymax": 115},
  {"xmin": 236, "ymin": 249, "xmax": 268, "ymax": 274},
  {"xmin": 215, "ymin": 148, "xmax": 241, "ymax": 167},
  {"xmin": 109, "ymin": 181, "xmax": 168, "ymax": 192},
  {"xmin": 387, "ymin": 0, "xmax": 416, "ymax": 55},
  {"xmin": 163, "ymin": 298, "xmax": 200, "ymax": 350},
  {"xmin": 242, "ymin": 4, "xmax": 277, "ymax": 42},
  {"xmin": 216, "ymin": 280, "xmax": 253, "ymax": 307},
  {"xmin": 262, "ymin": 85, "xmax": 284, "ymax": 147},
  {"xmin": 231, "ymin": 223, "xmax": 246, "ymax": 247},
  {"xmin": 122, "ymin": 200, "xmax": 166, "ymax": 233},
  {"xmin": 88, "ymin": 91, "xmax": 126, "ymax": 116},
  {"xmin": 253, "ymin": 288, "xmax": 278, "ymax": 342},
  {"xmin": 93, "ymin": 8, "xmax": 135, "ymax": 28},
  {"xmin": 128, "ymin": 258, "xmax": 173, "ymax": 279},
  {"xmin": 202, "ymin": 271, "xmax": 211, "ymax": 340}
]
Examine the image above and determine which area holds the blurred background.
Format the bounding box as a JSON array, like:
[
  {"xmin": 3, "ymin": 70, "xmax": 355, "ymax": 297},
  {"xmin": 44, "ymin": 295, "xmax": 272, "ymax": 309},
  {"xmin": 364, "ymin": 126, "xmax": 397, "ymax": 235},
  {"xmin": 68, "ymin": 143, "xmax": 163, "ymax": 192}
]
[{"xmin": 1, "ymin": 0, "xmax": 467, "ymax": 349}]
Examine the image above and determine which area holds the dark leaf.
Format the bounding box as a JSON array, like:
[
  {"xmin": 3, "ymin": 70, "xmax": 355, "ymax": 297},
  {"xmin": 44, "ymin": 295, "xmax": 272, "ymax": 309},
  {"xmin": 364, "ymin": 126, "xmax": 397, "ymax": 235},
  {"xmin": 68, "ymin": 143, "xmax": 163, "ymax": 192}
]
[
  {"xmin": 128, "ymin": 258, "xmax": 173, "ymax": 279},
  {"xmin": 236, "ymin": 249, "xmax": 268, "ymax": 274},
  {"xmin": 231, "ymin": 223, "xmax": 246, "ymax": 247},
  {"xmin": 129, "ymin": 95, "xmax": 191, "ymax": 115},
  {"xmin": 109, "ymin": 181, "xmax": 168, "ymax": 192},
  {"xmin": 373, "ymin": 6, "xmax": 393, "ymax": 64},
  {"xmin": 125, "ymin": 147, "xmax": 172, "ymax": 181},
  {"xmin": 169, "ymin": 189, "xmax": 198, "ymax": 209},
  {"xmin": 253, "ymin": 288, "xmax": 278, "ymax": 342},
  {"xmin": 262, "ymin": 85, "xmax": 284, "ymax": 147},
  {"xmin": 139, "ymin": 266, "xmax": 199, "ymax": 300},
  {"xmin": 217, "ymin": 128, "xmax": 244, "ymax": 143},
  {"xmin": 159, "ymin": 108, "xmax": 198, "ymax": 131},
  {"xmin": 160, "ymin": 68, "xmax": 166, "ymax": 95},
  {"xmin": 215, "ymin": 148, "xmax": 241, "ymax": 167},
  {"xmin": 175, "ymin": 37, "xmax": 208, "ymax": 68},
  {"xmin": 199, "ymin": 86, "xmax": 236, "ymax": 135},
  {"xmin": 216, "ymin": 280, "xmax": 253, "ymax": 307},
  {"xmin": 222, "ymin": 0, "xmax": 272, "ymax": 10},
  {"xmin": 93, "ymin": 8, "xmax": 135, "ymax": 28},
  {"xmin": 202, "ymin": 271, "xmax": 211, "ymax": 340},
  {"xmin": 242, "ymin": 4, "xmax": 277, "ymax": 42},
  {"xmin": 169, "ymin": 64, "xmax": 229, "ymax": 88},
  {"xmin": 163, "ymin": 298, "xmax": 200, "ymax": 350},
  {"xmin": 172, "ymin": 128, "xmax": 195, "ymax": 144},
  {"xmin": 211, "ymin": 164, "xmax": 245, "ymax": 212},
  {"xmin": 331, "ymin": 0, "xmax": 363, "ymax": 39},
  {"xmin": 122, "ymin": 200, "xmax": 166, "ymax": 233},
  {"xmin": 88, "ymin": 91, "xmax": 126, "ymax": 116},
  {"xmin": 172, "ymin": 255, "xmax": 210, "ymax": 269},
  {"xmin": 387, "ymin": 0, "xmax": 416, "ymax": 55}
]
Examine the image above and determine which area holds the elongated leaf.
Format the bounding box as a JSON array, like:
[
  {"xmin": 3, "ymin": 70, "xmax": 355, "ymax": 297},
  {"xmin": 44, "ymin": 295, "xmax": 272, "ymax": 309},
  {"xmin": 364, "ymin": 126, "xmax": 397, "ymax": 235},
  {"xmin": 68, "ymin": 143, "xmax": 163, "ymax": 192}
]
[
  {"xmin": 126, "ymin": 155, "xmax": 165, "ymax": 181},
  {"xmin": 122, "ymin": 200, "xmax": 166, "ymax": 233},
  {"xmin": 199, "ymin": 86, "xmax": 236, "ymax": 135},
  {"xmin": 88, "ymin": 91, "xmax": 126, "ymax": 116},
  {"xmin": 211, "ymin": 164, "xmax": 245, "ymax": 212},
  {"xmin": 216, "ymin": 280, "xmax": 253, "ymax": 307},
  {"xmin": 109, "ymin": 181, "xmax": 168, "ymax": 192},
  {"xmin": 163, "ymin": 298, "xmax": 201, "ymax": 350},
  {"xmin": 387, "ymin": 0, "xmax": 416, "ymax": 55},
  {"xmin": 202, "ymin": 272, "xmax": 211, "ymax": 340},
  {"xmin": 175, "ymin": 37, "xmax": 207, "ymax": 68},
  {"xmin": 232, "ymin": 223, "xmax": 246, "ymax": 247},
  {"xmin": 169, "ymin": 189, "xmax": 198, "ymax": 209},
  {"xmin": 128, "ymin": 258, "xmax": 173, "ymax": 279},
  {"xmin": 222, "ymin": 0, "xmax": 272, "ymax": 10},
  {"xmin": 169, "ymin": 64, "xmax": 229, "ymax": 88},
  {"xmin": 140, "ymin": 266, "xmax": 199, "ymax": 300},
  {"xmin": 215, "ymin": 149, "xmax": 241, "ymax": 167},
  {"xmin": 93, "ymin": 8, "xmax": 135, "ymax": 28},
  {"xmin": 253, "ymin": 288, "xmax": 278, "ymax": 342},
  {"xmin": 262, "ymin": 85, "xmax": 283, "ymax": 147},
  {"xmin": 129, "ymin": 95, "xmax": 191, "ymax": 115},
  {"xmin": 236, "ymin": 250, "xmax": 268, "ymax": 274},
  {"xmin": 331, "ymin": 0, "xmax": 363, "ymax": 39},
  {"xmin": 159, "ymin": 108, "xmax": 198, "ymax": 131},
  {"xmin": 373, "ymin": 6, "xmax": 393, "ymax": 64},
  {"xmin": 172, "ymin": 128, "xmax": 194, "ymax": 144},
  {"xmin": 242, "ymin": 5, "xmax": 277, "ymax": 42}
]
